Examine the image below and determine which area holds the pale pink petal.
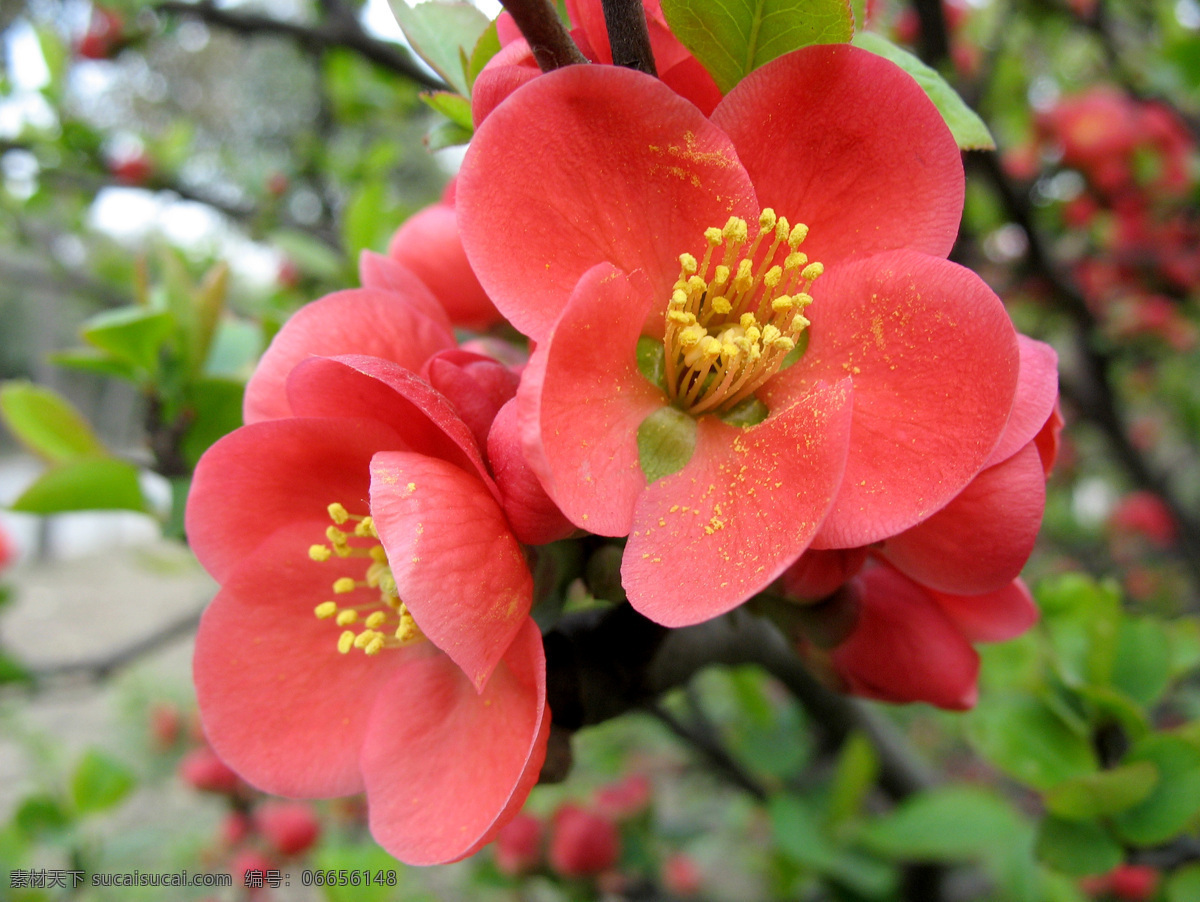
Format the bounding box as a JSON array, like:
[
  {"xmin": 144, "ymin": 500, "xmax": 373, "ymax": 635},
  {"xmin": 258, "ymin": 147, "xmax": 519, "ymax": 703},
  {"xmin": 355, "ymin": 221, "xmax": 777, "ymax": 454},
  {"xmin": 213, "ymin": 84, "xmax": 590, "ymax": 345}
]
[
  {"xmin": 369, "ymin": 451, "xmax": 533, "ymax": 689},
  {"xmin": 712, "ymin": 44, "xmax": 964, "ymax": 267},
  {"xmin": 361, "ymin": 620, "xmax": 548, "ymax": 865},
  {"xmin": 623, "ymin": 379, "xmax": 853, "ymax": 626},
  {"xmin": 244, "ymin": 289, "xmax": 454, "ymax": 424},
  {"xmin": 518, "ymin": 265, "xmax": 664, "ymax": 536},
  {"xmin": 459, "ymin": 65, "xmax": 758, "ymax": 341},
  {"xmin": 879, "ymin": 443, "xmax": 1046, "ymax": 594}
]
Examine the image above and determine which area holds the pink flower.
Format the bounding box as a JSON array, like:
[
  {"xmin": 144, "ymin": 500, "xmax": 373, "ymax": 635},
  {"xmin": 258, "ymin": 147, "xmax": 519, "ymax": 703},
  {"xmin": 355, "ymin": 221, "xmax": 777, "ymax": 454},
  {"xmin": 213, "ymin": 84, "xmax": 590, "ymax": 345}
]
[
  {"xmin": 548, "ymin": 804, "xmax": 621, "ymax": 877},
  {"xmin": 187, "ymin": 349, "xmax": 549, "ymax": 864},
  {"xmin": 459, "ymin": 45, "xmax": 1021, "ymax": 627}
]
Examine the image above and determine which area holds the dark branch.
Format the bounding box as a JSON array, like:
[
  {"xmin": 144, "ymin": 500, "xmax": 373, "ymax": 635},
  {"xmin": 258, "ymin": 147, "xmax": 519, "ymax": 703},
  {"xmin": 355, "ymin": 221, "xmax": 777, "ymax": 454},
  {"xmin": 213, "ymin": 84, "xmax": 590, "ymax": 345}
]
[
  {"xmin": 499, "ymin": 0, "xmax": 588, "ymax": 72},
  {"xmin": 647, "ymin": 699, "xmax": 768, "ymax": 800},
  {"xmin": 154, "ymin": 0, "xmax": 446, "ymax": 90},
  {"xmin": 601, "ymin": 0, "xmax": 656, "ymax": 75}
]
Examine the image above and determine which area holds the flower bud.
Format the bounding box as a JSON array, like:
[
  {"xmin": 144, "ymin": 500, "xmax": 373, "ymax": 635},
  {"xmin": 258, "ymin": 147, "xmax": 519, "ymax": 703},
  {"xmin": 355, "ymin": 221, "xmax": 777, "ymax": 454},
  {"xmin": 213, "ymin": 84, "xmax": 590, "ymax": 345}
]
[
  {"xmin": 255, "ymin": 801, "xmax": 321, "ymax": 857},
  {"xmin": 548, "ymin": 805, "xmax": 620, "ymax": 877},
  {"xmin": 493, "ymin": 812, "xmax": 542, "ymax": 876}
]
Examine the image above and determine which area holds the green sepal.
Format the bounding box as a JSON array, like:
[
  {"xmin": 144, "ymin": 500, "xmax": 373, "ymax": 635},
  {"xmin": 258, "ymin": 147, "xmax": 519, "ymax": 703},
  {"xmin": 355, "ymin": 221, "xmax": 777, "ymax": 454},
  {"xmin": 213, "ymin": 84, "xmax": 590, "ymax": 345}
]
[
  {"xmin": 636, "ymin": 335, "xmax": 667, "ymax": 388},
  {"xmin": 637, "ymin": 406, "xmax": 697, "ymax": 484},
  {"xmin": 719, "ymin": 395, "xmax": 769, "ymax": 427}
]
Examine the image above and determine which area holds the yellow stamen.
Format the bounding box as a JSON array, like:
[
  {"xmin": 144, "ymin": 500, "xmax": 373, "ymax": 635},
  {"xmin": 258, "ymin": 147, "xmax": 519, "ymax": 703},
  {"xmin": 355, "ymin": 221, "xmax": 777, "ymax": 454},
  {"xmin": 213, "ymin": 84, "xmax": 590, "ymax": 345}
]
[
  {"xmin": 336, "ymin": 609, "xmax": 358, "ymax": 626},
  {"xmin": 333, "ymin": 577, "xmax": 357, "ymax": 594},
  {"xmin": 314, "ymin": 601, "xmax": 338, "ymax": 619}
]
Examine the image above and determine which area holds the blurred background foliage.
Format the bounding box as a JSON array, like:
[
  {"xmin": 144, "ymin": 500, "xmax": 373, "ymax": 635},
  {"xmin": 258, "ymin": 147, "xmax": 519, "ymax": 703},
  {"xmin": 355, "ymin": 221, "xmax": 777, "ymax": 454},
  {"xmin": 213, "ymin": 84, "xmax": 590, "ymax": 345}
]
[{"xmin": 2, "ymin": 0, "xmax": 1200, "ymax": 900}]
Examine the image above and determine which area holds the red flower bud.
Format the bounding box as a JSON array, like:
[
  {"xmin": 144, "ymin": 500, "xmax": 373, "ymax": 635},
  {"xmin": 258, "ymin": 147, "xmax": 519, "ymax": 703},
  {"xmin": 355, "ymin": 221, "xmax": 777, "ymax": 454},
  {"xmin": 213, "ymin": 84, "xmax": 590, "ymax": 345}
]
[
  {"xmin": 493, "ymin": 812, "xmax": 542, "ymax": 875},
  {"xmin": 548, "ymin": 805, "xmax": 620, "ymax": 877},
  {"xmin": 179, "ymin": 746, "xmax": 241, "ymax": 795},
  {"xmin": 254, "ymin": 801, "xmax": 321, "ymax": 857}
]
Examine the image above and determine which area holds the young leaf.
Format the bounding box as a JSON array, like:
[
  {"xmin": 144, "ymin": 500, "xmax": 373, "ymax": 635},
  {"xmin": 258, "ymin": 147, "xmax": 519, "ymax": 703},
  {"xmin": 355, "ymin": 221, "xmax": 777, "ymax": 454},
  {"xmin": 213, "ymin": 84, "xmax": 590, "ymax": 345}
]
[
  {"xmin": 857, "ymin": 785, "xmax": 1025, "ymax": 861},
  {"xmin": 467, "ymin": 19, "xmax": 501, "ymax": 91},
  {"xmin": 966, "ymin": 695, "xmax": 1098, "ymax": 791},
  {"xmin": 388, "ymin": 0, "xmax": 490, "ymax": 96},
  {"xmin": 71, "ymin": 749, "xmax": 136, "ymax": 814},
  {"xmin": 421, "ymin": 90, "xmax": 475, "ymax": 130},
  {"xmin": 660, "ymin": 0, "xmax": 854, "ymax": 94},
  {"xmin": 1035, "ymin": 817, "xmax": 1123, "ymax": 876},
  {"xmin": 0, "ymin": 382, "xmax": 108, "ymax": 463},
  {"xmin": 80, "ymin": 306, "xmax": 175, "ymax": 375},
  {"xmin": 1112, "ymin": 734, "xmax": 1200, "ymax": 846},
  {"xmin": 1043, "ymin": 761, "xmax": 1159, "ymax": 821},
  {"xmin": 852, "ymin": 32, "xmax": 995, "ymax": 151},
  {"xmin": 11, "ymin": 458, "xmax": 147, "ymax": 514}
]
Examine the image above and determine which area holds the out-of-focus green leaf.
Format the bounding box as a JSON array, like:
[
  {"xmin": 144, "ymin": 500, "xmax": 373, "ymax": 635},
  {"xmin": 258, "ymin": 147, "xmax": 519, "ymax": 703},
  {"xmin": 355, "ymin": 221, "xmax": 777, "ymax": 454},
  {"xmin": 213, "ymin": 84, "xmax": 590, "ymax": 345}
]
[
  {"xmin": 14, "ymin": 794, "xmax": 72, "ymax": 840},
  {"xmin": 343, "ymin": 181, "xmax": 389, "ymax": 259},
  {"xmin": 466, "ymin": 20, "xmax": 500, "ymax": 91},
  {"xmin": 0, "ymin": 651, "xmax": 32, "ymax": 686},
  {"xmin": 203, "ymin": 318, "xmax": 263, "ymax": 380},
  {"xmin": 966, "ymin": 695, "xmax": 1098, "ymax": 790},
  {"xmin": 193, "ymin": 262, "xmax": 230, "ymax": 373},
  {"xmin": 1113, "ymin": 734, "xmax": 1200, "ymax": 846},
  {"xmin": 80, "ymin": 307, "xmax": 175, "ymax": 375},
  {"xmin": 1167, "ymin": 864, "xmax": 1200, "ymax": 902},
  {"xmin": 181, "ymin": 379, "xmax": 245, "ymax": 469},
  {"xmin": 1167, "ymin": 619, "xmax": 1200, "ymax": 679},
  {"xmin": 851, "ymin": 32, "xmax": 994, "ymax": 150},
  {"xmin": 660, "ymin": 0, "xmax": 853, "ymax": 93},
  {"xmin": 1044, "ymin": 761, "xmax": 1158, "ymax": 820},
  {"xmin": 825, "ymin": 732, "xmax": 878, "ymax": 828},
  {"xmin": 1074, "ymin": 685, "xmax": 1149, "ymax": 742},
  {"xmin": 1037, "ymin": 574, "xmax": 1121, "ymax": 688},
  {"xmin": 388, "ymin": 0, "xmax": 490, "ymax": 96},
  {"xmin": 1110, "ymin": 617, "xmax": 1173, "ymax": 707},
  {"xmin": 0, "ymin": 382, "xmax": 108, "ymax": 463},
  {"xmin": 1035, "ymin": 817, "xmax": 1122, "ymax": 876},
  {"xmin": 770, "ymin": 795, "xmax": 896, "ymax": 897},
  {"xmin": 425, "ymin": 119, "xmax": 474, "ymax": 151},
  {"xmin": 11, "ymin": 458, "xmax": 146, "ymax": 514},
  {"xmin": 71, "ymin": 749, "xmax": 135, "ymax": 815},
  {"xmin": 856, "ymin": 785, "xmax": 1024, "ymax": 861},
  {"xmin": 421, "ymin": 90, "xmax": 474, "ymax": 131},
  {"xmin": 46, "ymin": 349, "xmax": 141, "ymax": 383},
  {"xmin": 314, "ymin": 843, "xmax": 410, "ymax": 902},
  {"xmin": 270, "ymin": 230, "xmax": 346, "ymax": 280}
]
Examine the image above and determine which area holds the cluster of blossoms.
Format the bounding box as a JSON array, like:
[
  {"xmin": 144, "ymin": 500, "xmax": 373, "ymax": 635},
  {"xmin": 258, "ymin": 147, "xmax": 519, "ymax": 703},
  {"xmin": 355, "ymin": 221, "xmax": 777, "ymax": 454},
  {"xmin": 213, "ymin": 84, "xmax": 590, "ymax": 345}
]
[
  {"xmin": 1010, "ymin": 86, "xmax": 1199, "ymax": 351},
  {"xmin": 187, "ymin": 1, "xmax": 1058, "ymax": 867}
]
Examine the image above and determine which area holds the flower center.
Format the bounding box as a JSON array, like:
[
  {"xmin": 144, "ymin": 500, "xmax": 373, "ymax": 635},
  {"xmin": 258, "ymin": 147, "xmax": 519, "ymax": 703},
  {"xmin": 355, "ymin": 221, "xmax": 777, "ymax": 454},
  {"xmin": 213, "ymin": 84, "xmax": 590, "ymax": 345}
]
[
  {"xmin": 663, "ymin": 209, "xmax": 822, "ymax": 416},
  {"xmin": 307, "ymin": 502, "xmax": 425, "ymax": 656}
]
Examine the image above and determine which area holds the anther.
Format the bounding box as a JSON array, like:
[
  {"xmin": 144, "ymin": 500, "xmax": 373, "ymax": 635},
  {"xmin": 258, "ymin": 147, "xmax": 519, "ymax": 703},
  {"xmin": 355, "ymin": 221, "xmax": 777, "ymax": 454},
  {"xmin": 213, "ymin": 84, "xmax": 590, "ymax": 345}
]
[
  {"xmin": 327, "ymin": 503, "xmax": 350, "ymax": 524},
  {"xmin": 336, "ymin": 610, "xmax": 358, "ymax": 626},
  {"xmin": 314, "ymin": 601, "xmax": 338, "ymax": 619},
  {"xmin": 309, "ymin": 545, "xmax": 332, "ymax": 562},
  {"xmin": 337, "ymin": 631, "xmax": 355, "ymax": 654},
  {"xmin": 333, "ymin": 577, "xmax": 357, "ymax": 594},
  {"xmin": 365, "ymin": 611, "xmax": 387, "ymax": 629},
  {"xmin": 801, "ymin": 262, "xmax": 824, "ymax": 281}
]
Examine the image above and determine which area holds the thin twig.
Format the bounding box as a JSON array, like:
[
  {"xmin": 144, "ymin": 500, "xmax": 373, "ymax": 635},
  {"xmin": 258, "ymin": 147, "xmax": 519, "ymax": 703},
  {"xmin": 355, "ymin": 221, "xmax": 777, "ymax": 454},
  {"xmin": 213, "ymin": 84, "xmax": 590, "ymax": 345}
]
[
  {"xmin": 499, "ymin": 0, "xmax": 588, "ymax": 71},
  {"xmin": 646, "ymin": 700, "xmax": 769, "ymax": 800}
]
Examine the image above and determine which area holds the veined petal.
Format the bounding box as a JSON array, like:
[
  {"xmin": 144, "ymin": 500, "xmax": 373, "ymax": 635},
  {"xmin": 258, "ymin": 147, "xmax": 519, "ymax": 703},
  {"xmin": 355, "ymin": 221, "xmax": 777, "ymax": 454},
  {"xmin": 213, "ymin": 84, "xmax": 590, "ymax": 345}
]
[
  {"xmin": 459, "ymin": 65, "xmax": 758, "ymax": 341},
  {"xmin": 880, "ymin": 443, "xmax": 1046, "ymax": 594},
  {"xmin": 929, "ymin": 578, "xmax": 1039, "ymax": 644},
  {"xmin": 623, "ymin": 379, "xmax": 853, "ymax": 626},
  {"xmin": 518, "ymin": 265, "xmax": 665, "ymax": 537},
  {"xmin": 187, "ymin": 416, "xmax": 403, "ymax": 582},
  {"xmin": 369, "ymin": 451, "xmax": 533, "ymax": 689},
  {"xmin": 244, "ymin": 289, "xmax": 454, "ymax": 424},
  {"xmin": 769, "ymin": 250, "xmax": 1019, "ymax": 548},
  {"xmin": 193, "ymin": 521, "xmax": 390, "ymax": 798},
  {"xmin": 361, "ymin": 619, "xmax": 548, "ymax": 865},
  {"xmin": 712, "ymin": 44, "xmax": 964, "ymax": 267}
]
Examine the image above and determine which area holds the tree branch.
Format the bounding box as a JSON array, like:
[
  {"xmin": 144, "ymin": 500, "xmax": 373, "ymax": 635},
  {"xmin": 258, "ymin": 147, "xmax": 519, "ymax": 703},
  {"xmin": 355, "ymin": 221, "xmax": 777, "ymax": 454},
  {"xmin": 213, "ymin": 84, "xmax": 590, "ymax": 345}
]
[
  {"xmin": 499, "ymin": 0, "xmax": 588, "ymax": 71},
  {"xmin": 601, "ymin": 0, "xmax": 656, "ymax": 74}
]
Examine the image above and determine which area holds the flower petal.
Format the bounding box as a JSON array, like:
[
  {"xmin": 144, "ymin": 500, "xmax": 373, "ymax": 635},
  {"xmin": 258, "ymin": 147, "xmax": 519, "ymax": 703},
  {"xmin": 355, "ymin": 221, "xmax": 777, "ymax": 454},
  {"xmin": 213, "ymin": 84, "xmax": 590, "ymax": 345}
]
[
  {"xmin": 423, "ymin": 349, "xmax": 520, "ymax": 453},
  {"xmin": 369, "ymin": 451, "xmax": 533, "ymax": 689},
  {"xmin": 243, "ymin": 289, "xmax": 454, "ymax": 424},
  {"xmin": 194, "ymin": 521, "xmax": 389, "ymax": 798},
  {"xmin": 387, "ymin": 203, "xmax": 503, "ymax": 329},
  {"xmin": 361, "ymin": 619, "xmax": 548, "ymax": 865},
  {"xmin": 713, "ymin": 44, "xmax": 963, "ymax": 267},
  {"xmin": 357, "ymin": 252, "xmax": 454, "ymax": 332},
  {"xmin": 929, "ymin": 579, "xmax": 1039, "ymax": 643},
  {"xmin": 622, "ymin": 379, "xmax": 853, "ymax": 626},
  {"xmin": 488, "ymin": 399, "xmax": 575, "ymax": 545},
  {"xmin": 985, "ymin": 335, "xmax": 1059, "ymax": 467},
  {"xmin": 879, "ymin": 442, "xmax": 1046, "ymax": 594},
  {"xmin": 768, "ymin": 250, "xmax": 1019, "ymax": 548},
  {"xmin": 187, "ymin": 416, "xmax": 402, "ymax": 582},
  {"xmin": 518, "ymin": 265, "xmax": 665, "ymax": 537},
  {"xmin": 459, "ymin": 64, "xmax": 758, "ymax": 341},
  {"xmin": 285, "ymin": 355, "xmax": 497, "ymax": 499},
  {"xmin": 832, "ymin": 566, "xmax": 980, "ymax": 710}
]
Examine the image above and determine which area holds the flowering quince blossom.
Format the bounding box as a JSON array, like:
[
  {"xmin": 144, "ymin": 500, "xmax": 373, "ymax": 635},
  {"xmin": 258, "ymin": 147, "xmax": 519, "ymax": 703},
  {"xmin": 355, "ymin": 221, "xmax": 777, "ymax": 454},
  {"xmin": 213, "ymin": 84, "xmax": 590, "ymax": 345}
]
[
  {"xmin": 187, "ymin": 285, "xmax": 551, "ymax": 864},
  {"xmin": 459, "ymin": 44, "xmax": 1024, "ymax": 628}
]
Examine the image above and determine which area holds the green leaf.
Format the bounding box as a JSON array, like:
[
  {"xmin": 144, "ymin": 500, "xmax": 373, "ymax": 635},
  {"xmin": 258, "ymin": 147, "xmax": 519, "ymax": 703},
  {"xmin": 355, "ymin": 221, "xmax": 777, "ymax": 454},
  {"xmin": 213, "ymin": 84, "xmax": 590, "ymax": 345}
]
[
  {"xmin": 1036, "ymin": 574, "xmax": 1122, "ymax": 689},
  {"xmin": 466, "ymin": 19, "xmax": 501, "ymax": 91},
  {"xmin": 270, "ymin": 230, "xmax": 346, "ymax": 280},
  {"xmin": 825, "ymin": 731, "xmax": 879, "ymax": 827},
  {"xmin": 1112, "ymin": 734, "xmax": 1200, "ymax": 846},
  {"xmin": 421, "ymin": 90, "xmax": 474, "ymax": 130},
  {"xmin": 1168, "ymin": 619, "xmax": 1200, "ymax": 679},
  {"xmin": 851, "ymin": 32, "xmax": 995, "ymax": 150},
  {"xmin": 0, "ymin": 651, "xmax": 32, "ymax": 686},
  {"xmin": 637, "ymin": 406, "xmax": 698, "ymax": 484},
  {"xmin": 1044, "ymin": 761, "xmax": 1158, "ymax": 821},
  {"xmin": 1111, "ymin": 616, "xmax": 1173, "ymax": 707},
  {"xmin": 11, "ymin": 458, "xmax": 146, "ymax": 514},
  {"xmin": 47, "ymin": 349, "xmax": 141, "ymax": 383},
  {"xmin": 0, "ymin": 382, "xmax": 108, "ymax": 463},
  {"xmin": 71, "ymin": 749, "xmax": 136, "ymax": 815},
  {"xmin": 660, "ymin": 0, "xmax": 854, "ymax": 94},
  {"xmin": 182, "ymin": 379, "xmax": 245, "ymax": 469},
  {"xmin": 388, "ymin": 0, "xmax": 490, "ymax": 96},
  {"xmin": 857, "ymin": 786, "xmax": 1024, "ymax": 861},
  {"xmin": 1034, "ymin": 817, "xmax": 1122, "ymax": 877},
  {"xmin": 343, "ymin": 181, "xmax": 389, "ymax": 260},
  {"xmin": 424, "ymin": 119, "xmax": 474, "ymax": 152},
  {"xmin": 14, "ymin": 794, "xmax": 72, "ymax": 840},
  {"xmin": 314, "ymin": 843, "xmax": 409, "ymax": 902},
  {"xmin": 770, "ymin": 795, "xmax": 897, "ymax": 897},
  {"xmin": 80, "ymin": 306, "xmax": 176, "ymax": 375},
  {"xmin": 966, "ymin": 695, "xmax": 1098, "ymax": 791},
  {"xmin": 203, "ymin": 317, "xmax": 263, "ymax": 379},
  {"xmin": 1167, "ymin": 864, "xmax": 1200, "ymax": 902}
]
